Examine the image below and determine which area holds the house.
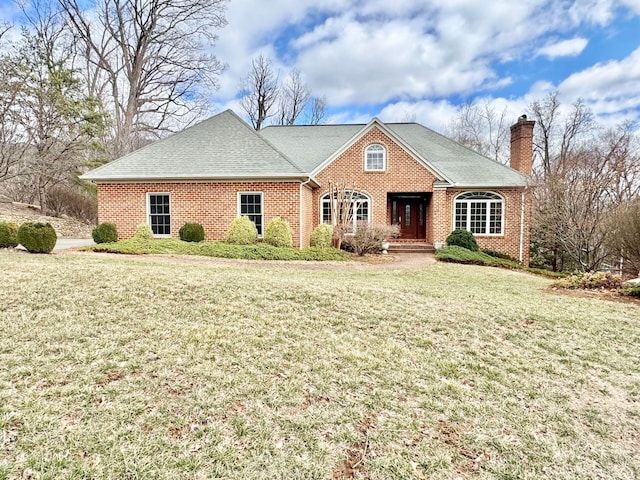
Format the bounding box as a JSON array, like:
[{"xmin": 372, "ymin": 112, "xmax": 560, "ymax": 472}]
[{"xmin": 81, "ymin": 110, "xmax": 535, "ymax": 264}]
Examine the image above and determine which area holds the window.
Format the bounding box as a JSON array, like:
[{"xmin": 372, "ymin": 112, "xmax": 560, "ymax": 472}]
[
  {"xmin": 147, "ymin": 193, "xmax": 171, "ymax": 236},
  {"xmin": 321, "ymin": 191, "xmax": 370, "ymax": 232},
  {"xmin": 238, "ymin": 192, "xmax": 263, "ymax": 236},
  {"xmin": 365, "ymin": 144, "xmax": 385, "ymax": 171},
  {"xmin": 454, "ymin": 191, "xmax": 503, "ymax": 235}
]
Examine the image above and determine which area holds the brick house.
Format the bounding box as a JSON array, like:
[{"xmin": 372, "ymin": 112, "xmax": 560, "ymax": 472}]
[{"xmin": 81, "ymin": 110, "xmax": 535, "ymax": 264}]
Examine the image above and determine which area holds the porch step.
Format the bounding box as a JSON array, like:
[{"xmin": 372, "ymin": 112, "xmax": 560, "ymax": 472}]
[{"xmin": 387, "ymin": 242, "xmax": 435, "ymax": 254}]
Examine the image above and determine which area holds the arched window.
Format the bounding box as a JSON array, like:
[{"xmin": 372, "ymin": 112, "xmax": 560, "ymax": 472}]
[
  {"xmin": 454, "ymin": 191, "xmax": 504, "ymax": 235},
  {"xmin": 365, "ymin": 144, "xmax": 385, "ymax": 171},
  {"xmin": 321, "ymin": 191, "xmax": 370, "ymax": 232}
]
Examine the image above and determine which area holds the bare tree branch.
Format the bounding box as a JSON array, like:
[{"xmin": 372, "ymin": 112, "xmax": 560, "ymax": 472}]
[
  {"xmin": 58, "ymin": 0, "xmax": 227, "ymax": 157},
  {"xmin": 239, "ymin": 54, "xmax": 279, "ymax": 131}
]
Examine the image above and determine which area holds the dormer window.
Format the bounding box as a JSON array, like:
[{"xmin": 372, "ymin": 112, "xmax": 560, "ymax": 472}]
[{"xmin": 365, "ymin": 144, "xmax": 385, "ymax": 171}]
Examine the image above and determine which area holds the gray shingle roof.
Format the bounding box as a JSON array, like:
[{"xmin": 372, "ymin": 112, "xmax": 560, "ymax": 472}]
[
  {"xmin": 386, "ymin": 123, "xmax": 529, "ymax": 187},
  {"xmin": 80, "ymin": 110, "xmax": 306, "ymax": 181},
  {"xmin": 82, "ymin": 109, "xmax": 528, "ymax": 188},
  {"xmin": 260, "ymin": 124, "xmax": 361, "ymax": 173}
]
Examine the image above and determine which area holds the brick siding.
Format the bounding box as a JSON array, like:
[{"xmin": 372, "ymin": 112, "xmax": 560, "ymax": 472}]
[{"xmin": 97, "ymin": 181, "xmax": 303, "ymax": 246}]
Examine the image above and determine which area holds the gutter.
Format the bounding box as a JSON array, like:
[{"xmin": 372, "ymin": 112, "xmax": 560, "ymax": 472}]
[
  {"xmin": 519, "ymin": 190, "xmax": 525, "ymax": 263},
  {"xmin": 299, "ymin": 178, "xmax": 313, "ymax": 248}
]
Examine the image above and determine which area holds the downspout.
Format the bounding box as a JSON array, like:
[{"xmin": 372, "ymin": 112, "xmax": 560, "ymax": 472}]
[
  {"xmin": 519, "ymin": 190, "xmax": 525, "ymax": 263},
  {"xmin": 299, "ymin": 178, "xmax": 312, "ymax": 249}
]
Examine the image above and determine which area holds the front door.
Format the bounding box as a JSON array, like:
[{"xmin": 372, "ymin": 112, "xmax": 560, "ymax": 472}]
[{"xmin": 393, "ymin": 199, "xmax": 426, "ymax": 239}]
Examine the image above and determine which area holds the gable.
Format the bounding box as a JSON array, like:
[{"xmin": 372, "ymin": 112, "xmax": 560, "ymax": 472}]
[{"xmin": 311, "ymin": 124, "xmax": 442, "ymax": 190}]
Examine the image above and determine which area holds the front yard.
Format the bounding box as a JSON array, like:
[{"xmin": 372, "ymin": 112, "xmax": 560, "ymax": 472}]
[{"xmin": 0, "ymin": 252, "xmax": 638, "ymax": 479}]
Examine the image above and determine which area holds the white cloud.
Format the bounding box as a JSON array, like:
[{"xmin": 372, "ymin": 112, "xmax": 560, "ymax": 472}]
[
  {"xmin": 536, "ymin": 37, "xmax": 588, "ymax": 59},
  {"xmin": 557, "ymin": 46, "xmax": 640, "ymax": 122},
  {"xmin": 376, "ymin": 100, "xmax": 460, "ymax": 132},
  {"xmin": 209, "ymin": 0, "xmax": 640, "ymax": 127}
]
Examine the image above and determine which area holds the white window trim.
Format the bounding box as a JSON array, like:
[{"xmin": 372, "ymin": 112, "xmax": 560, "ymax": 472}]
[
  {"xmin": 319, "ymin": 191, "xmax": 372, "ymax": 233},
  {"xmin": 452, "ymin": 191, "xmax": 505, "ymax": 237},
  {"xmin": 146, "ymin": 192, "xmax": 171, "ymax": 238},
  {"xmin": 237, "ymin": 191, "xmax": 264, "ymax": 237},
  {"xmin": 364, "ymin": 144, "xmax": 386, "ymax": 172}
]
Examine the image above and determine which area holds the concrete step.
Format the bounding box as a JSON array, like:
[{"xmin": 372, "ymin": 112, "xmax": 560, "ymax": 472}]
[{"xmin": 387, "ymin": 243, "xmax": 435, "ymax": 253}]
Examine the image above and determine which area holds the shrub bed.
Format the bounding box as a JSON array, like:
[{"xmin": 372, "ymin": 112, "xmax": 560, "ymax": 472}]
[
  {"xmin": 90, "ymin": 238, "xmax": 349, "ymax": 261},
  {"xmin": 551, "ymin": 272, "xmax": 623, "ymax": 290},
  {"xmin": 17, "ymin": 222, "xmax": 57, "ymax": 253},
  {"xmin": 436, "ymin": 245, "xmax": 520, "ymax": 268}
]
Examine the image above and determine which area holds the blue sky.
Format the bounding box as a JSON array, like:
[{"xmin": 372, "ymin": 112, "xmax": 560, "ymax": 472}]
[{"xmin": 212, "ymin": 0, "xmax": 640, "ymax": 131}]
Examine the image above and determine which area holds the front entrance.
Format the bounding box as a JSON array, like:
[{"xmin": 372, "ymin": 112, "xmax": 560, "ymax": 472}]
[{"xmin": 389, "ymin": 194, "xmax": 428, "ymax": 239}]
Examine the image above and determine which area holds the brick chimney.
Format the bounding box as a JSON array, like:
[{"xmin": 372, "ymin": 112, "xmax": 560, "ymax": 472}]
[{"xmin": 510, "ymin": 115, "xmax": 535, "ymax": 175}]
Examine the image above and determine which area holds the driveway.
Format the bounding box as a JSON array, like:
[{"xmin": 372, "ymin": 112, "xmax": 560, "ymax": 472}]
[{"xmin": 54, "ymin": 238, "xmax": 95, "ymax": 251}]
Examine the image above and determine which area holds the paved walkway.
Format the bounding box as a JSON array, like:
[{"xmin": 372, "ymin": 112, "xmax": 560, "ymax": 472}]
[{"xmin": 53, "ymin": 238, "xmax": 95, "ymax": 251}]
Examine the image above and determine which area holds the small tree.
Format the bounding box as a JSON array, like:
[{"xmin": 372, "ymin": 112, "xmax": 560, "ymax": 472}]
[{"xmin": 326, "ymin": 180, "xmax": 365, "ymax": 249}]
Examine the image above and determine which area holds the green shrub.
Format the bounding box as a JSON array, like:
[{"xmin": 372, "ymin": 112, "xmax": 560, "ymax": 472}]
[
  {"xmin": 551, "ymin": 271, "xmax": 623, "ymax": 290},
  {"xmin": 482, "ymin": 249, "xmax": 515, "ymax": 261},
  {"xmin": 342, "ymin": 223, "xmax": 400, "ymax": 256},
  {"xmin": 17, "ymin": 222, "xmax": 57, "ymax": 253},
  {"xmin": 92, "ymin": 222, "xmax": 118, "ymax": 244},
  {"xmin": 134, "ymin": 223, "xmax": 154, "ymax": 240},
  {"xmin": 620, "ymin": 283, "xmax": 640, "ymax": 298},
  {"xmin": 436, "ymin": 245, "xmax": 520, "ymax": 269},
  {"xmin": 446, "ymin": 229, "xmax": 479, "ymax": 251},
  {"xmin": 264, "ymin": 217, "xmax": 293, "ymax": 248},
  {"xmin": 310, "ymin": 224, "xmax": 333, "ymax": 248},
  {"xmin": 0, "ymin": 221, "xmax": 19, "ymax": 248},
  {"xmin": 179, "ymin": 223, "xmax": 205, "ymax": 242},
  {"xmin": 226, "ymin": 216, "xmax": 258, "ymax": 245},
  {"xmin": 90, "ymin": 238, "xmax": 350, "ymax": 261}
]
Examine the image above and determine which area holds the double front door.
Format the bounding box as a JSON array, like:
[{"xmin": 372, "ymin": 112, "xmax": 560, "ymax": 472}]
[{"xmin": 393, "ymin": 198, "xmax": 426, "ymax": 239}]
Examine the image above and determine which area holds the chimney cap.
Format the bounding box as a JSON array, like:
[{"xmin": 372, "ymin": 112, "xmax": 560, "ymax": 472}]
[{"xmin": 519, "ymin": 114, "xmax": 527, "ymax": 121}]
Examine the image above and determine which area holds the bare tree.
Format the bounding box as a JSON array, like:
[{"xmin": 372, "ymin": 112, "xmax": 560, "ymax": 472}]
[
  {"xmin": 529, "ymin": 91, "xmax": 595, "ymax": 176},
  {"xmin": 607, "ymin": 200, "xmax": 640, "ymax": 275},
  {"xmin": 326, "ymin": 180, "xmax": 365, "ymax": 249},
  {"xmin": 276, "ymin": 69, "xmax": 310, "ymax": 126},
  {"xmin": 446, "ymin": 99, "xmax": 510, "ymax": 164},
  {"xmin": 57, "ymin": 0, "xmax": 227, "ymax": 157},
  {"xmin": 598, "ymin": 122, "xmax": 640, "ymax": 204},
  {"xmin": 536, "ymin": 151, "xmax": 614, "ymax": 271},
  {"xmin": 308, "ymin": 95, "xmax": 327, "ymax": 125},
  {"xmin": 239, "ymin": 54, "xmax": 279, "ymax": 131},
  {"xmin": 239, "ymin": 55, "xmax": 327, "ymax": 129}
]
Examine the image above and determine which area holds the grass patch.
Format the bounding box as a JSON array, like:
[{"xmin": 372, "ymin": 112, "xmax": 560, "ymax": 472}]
[
  {"xmin": 89, "ymin": 238, "xmax": 350, "ymax": 261},
  {"xmin": 1, "ymin": 252, "xmax": 639, "ymax": 479}
]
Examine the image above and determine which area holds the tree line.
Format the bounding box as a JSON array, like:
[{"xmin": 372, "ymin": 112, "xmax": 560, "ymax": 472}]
[{"xmin": 446, "ymin": 92, "xmax": 640, "ymax": 274}]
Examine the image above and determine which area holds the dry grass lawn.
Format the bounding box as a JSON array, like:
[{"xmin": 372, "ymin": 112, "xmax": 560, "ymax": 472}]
[{"xmin": 0, "ymin": 251, "xmax": 639, "ymax": 479}]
